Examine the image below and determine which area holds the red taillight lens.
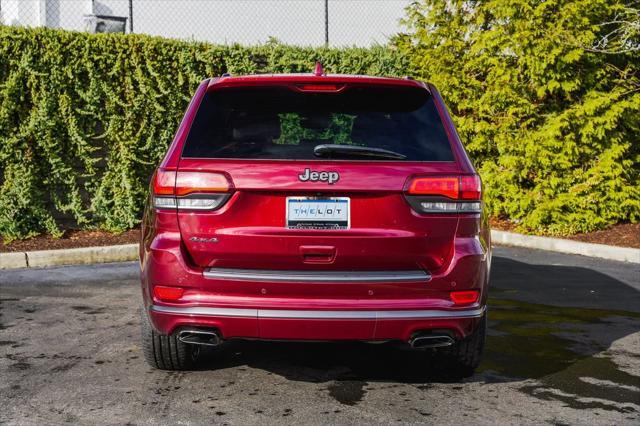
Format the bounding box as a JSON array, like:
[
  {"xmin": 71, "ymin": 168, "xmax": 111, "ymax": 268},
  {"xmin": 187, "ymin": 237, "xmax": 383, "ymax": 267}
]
[
  {"xmin": 152, "ymin": 170, "xmax": 231, "ymax": 210},
  {"xmin": 153, "ymin": 286, "xmax": 184, "ymax": 301},
  {"xmin": 408, "ymin": 177, "xmax": 459, "ymax": 199},
  {"xmin": 153, "ymin": 170, "xmax": 230, "ymax": 196},
  {"xmin": 407, "ymin": 175, "xmax": 481, "ymax": 200},
  {"xmin": 450, "ymin": 290, "xmax": 480, "ymax": 305},
  {"xmin": 175, "ymin": 171, "xmax": 230, "ymax": 196},
  {"xmin": 153, "ymin": 169, "xmax": 177, "ymax": 195},
  {"xmin": 460, "ymin": 175, "xmax": 482, "ymax": 200}
]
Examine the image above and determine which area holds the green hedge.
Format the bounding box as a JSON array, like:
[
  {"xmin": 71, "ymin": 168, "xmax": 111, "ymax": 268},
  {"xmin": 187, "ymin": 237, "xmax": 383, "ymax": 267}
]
[
  {"xmin": 0, "ymin": 26, "xmax": 407, "ymax": 241},
  {"xmin": 395, "ymin": 0, "xmax": 639, "ymax": 235},
  {"xmin": 1, "ymin": 7, "xmax": 638, "ymax": 241}
]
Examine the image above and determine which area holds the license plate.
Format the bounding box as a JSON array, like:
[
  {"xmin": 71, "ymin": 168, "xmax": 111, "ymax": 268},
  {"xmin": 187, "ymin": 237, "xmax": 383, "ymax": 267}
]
[{"xmin": 286, "ymin": 197, "xmax": 350, "ymax": 230}]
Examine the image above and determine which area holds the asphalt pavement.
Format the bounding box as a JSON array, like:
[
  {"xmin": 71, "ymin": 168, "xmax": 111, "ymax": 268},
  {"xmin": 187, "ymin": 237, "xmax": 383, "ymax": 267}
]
[{"xmin": 1, "ymin": 246, "xmax": 639, "ymax": 425}]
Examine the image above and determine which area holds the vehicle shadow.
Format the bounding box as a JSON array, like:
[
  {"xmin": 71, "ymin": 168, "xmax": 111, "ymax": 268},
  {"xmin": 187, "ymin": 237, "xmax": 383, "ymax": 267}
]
[{"xmin": 198, "ymin": 256, "xmax": 640, "ymax": 388}]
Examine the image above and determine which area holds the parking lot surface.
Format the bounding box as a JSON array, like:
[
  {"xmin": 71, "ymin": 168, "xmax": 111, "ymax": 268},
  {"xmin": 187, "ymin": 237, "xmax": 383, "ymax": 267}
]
[{"xmin": 1, "ymin": 246, "xmax": 639, "ymax": 425}]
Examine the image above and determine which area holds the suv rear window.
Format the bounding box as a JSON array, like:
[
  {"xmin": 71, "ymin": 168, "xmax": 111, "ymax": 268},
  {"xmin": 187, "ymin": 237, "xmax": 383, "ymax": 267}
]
[{"xmin": 182, "ymin": 85, "xmax": 454, "ymax": 161}]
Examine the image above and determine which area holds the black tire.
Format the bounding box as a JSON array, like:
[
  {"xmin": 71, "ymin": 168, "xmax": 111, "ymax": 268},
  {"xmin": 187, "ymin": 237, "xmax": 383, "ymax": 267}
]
[
  {"xmin": 140, "ymin": 307, "xmax": 200, "ymax": 371},
  {"xmin": 444, "ymin": 313, "xmax": 486, "ymax": 377}
]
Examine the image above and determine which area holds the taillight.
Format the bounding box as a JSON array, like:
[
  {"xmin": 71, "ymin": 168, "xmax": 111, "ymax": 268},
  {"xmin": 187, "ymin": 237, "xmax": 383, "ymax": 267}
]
[
  {"xmin": 296, "ymin": 84, "xmax": 345, "ymax": 92},
  {"xmin": 153, "ymin": 285, "xmax": 184, "ymax": 301},
  {"xmin": 175, "ymin": 171, "xmax": 229, "ymax": 196},
  {"xmin": 152, "ymin": 169, "xmax": 231, "ymax": 211},
  {"xmin": 406, "ymin": 175, "xmax": 482, "ymax": 214},
  {"xmin": 460, "ymin": 176, "xmax": 481, "ymax": 200},
  {"xmin": 153, "ymin": 169, "xmax": 177, "ymax": 195},
  {"xmin": 408, "ymin": 177, "xmax": 459, "ymax": 199},
  {"xmin": 450, "ymin": 290, "xmax": 480, "ymax": 305}
]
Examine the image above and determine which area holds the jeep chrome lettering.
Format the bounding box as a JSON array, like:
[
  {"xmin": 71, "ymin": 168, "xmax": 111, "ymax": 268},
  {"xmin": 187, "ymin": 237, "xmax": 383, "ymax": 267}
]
[{"xmin": 298, "ymin": 168, "xmax": 339, "ymax": 185}]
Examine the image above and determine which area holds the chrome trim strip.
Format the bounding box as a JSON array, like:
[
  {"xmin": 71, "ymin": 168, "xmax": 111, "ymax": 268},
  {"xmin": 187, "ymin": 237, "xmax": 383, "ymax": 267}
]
[
  {"xmin": 151, "ymin": 305, "xmax": 485, "ymax": 320},
  {"xmin": 203, "ymin": 268, "xmax": 430, "ymax": 283},
  {"xmin": 260, "ymin": 310, "xmax": 377, "ymax": 319},
  {"xmin": 375, "ymin": 307, "xmax": 484, "ymax": 319},
  {"xmin": 151, "ymin": 305, "xmax": 258, "ymax": 317}
]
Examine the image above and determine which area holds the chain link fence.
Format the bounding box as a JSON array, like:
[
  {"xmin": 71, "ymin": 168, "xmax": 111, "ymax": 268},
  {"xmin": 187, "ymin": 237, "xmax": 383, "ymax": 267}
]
[{"xmin": 0, "ymin": 0, "xmax": 412, "ymax": 46}]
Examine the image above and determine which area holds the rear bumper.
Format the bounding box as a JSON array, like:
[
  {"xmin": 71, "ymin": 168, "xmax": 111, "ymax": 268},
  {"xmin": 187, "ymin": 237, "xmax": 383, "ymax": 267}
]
[
  {"xmin": 141, "ymin": 231, "xmax": 490, "ymax": 342},
  {"xmin": 148, "ymin": 304, "xmax": 485, "ymax": 341}
]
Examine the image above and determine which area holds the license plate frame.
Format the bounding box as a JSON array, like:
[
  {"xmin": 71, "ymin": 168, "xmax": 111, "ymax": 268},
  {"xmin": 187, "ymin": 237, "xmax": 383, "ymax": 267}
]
[{"xmin": 286, "ymin": 197, "xmax": 350, "ymax": 230}]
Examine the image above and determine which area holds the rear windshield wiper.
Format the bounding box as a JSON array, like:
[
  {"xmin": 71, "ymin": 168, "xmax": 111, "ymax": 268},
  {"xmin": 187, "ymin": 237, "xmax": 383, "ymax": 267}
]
[{"xmin": 313, "ymin": 144, "xmax": 407, "ymax": 160}]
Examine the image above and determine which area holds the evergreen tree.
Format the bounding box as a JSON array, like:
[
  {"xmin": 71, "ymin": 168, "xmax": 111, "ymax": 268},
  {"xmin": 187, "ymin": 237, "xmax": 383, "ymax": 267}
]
[{"xmin": 396, "ymin": 0, "xmax": 640, "ymax": 234}]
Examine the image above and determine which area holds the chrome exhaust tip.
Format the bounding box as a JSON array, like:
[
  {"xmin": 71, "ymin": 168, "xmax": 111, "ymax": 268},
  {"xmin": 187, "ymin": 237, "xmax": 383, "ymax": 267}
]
[
  {"xmin": 178, "ymin": 329, "xmax": 221, "ymax": 347},
  {"xmin": 409, "ymin": 334, "xmax": 455, "ymax": 349}
]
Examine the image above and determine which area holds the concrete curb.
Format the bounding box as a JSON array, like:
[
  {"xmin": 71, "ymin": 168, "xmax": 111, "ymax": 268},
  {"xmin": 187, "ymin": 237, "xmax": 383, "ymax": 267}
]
[
  {"xmin": 1, "ymin": 231, "xmax": 638, "ymax": 270},
  {"xmin": 491, "ymin": 230, "xmax": 640, "ymax": 264},
  {"xmin": 0, "ymin": 252, "xmax": 28, "ymax": 269},
  {"xmin": 0, "ymin": 244, "xmax": 138, "ymax": 269}
]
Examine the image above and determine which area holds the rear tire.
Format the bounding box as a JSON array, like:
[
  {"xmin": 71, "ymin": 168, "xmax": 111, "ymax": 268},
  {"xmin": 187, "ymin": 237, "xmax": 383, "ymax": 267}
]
[
  {"xmin": 444, "ymin": 313, "xmax": 486, "ymax": 377},
  {"xmin": 140, "ymin": 307, "xmax": 200, "ymax": 370}
]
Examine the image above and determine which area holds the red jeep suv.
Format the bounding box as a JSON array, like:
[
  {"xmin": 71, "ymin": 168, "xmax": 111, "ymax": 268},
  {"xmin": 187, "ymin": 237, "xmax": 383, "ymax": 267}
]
[{"xmin": 139, "ymin": 68, "xmax": 491, "ymax": 374}]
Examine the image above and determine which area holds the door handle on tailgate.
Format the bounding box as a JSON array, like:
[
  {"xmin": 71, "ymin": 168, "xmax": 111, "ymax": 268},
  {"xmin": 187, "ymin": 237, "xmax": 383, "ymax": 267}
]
[{"xmin": 299, "ymin": 245, "xmax": 336, "ymax": 264}]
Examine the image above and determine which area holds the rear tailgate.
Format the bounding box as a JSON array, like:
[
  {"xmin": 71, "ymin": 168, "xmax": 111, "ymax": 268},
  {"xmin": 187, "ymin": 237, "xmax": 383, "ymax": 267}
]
[{"xmin": 176, "ymin": 159, "xmax": 461, "ymax": 272}]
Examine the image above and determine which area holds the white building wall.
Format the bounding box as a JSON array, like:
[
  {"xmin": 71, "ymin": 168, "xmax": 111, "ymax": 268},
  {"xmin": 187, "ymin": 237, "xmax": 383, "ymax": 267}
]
[
  {"xmin": 1, "ymin": 0, "xmax": 43, "ymax": 27},
  {"xmin": 1, "ymin": 0, "xmax": 412, "ymax": 47},
  {"xmin": 1, "ymin": 0, "xmax": 21, "ymax": 26},
  {"xmin": 44, "ymin": 0, "xmax": 92, "ymax": 29},
  {"xmin": 329, "ymin": 0, "xmax": 409, "ymax": 46}
]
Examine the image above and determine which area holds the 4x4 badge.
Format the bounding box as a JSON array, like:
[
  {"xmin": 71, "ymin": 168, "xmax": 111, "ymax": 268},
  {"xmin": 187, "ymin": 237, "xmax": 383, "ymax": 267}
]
[
  {"xmin": 189, "ymin": 236, "xmax": 218, "ymax": 243},
  {"xmin": 298, "ymin": 168, "xmax": 339, "ymax": 185}
]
